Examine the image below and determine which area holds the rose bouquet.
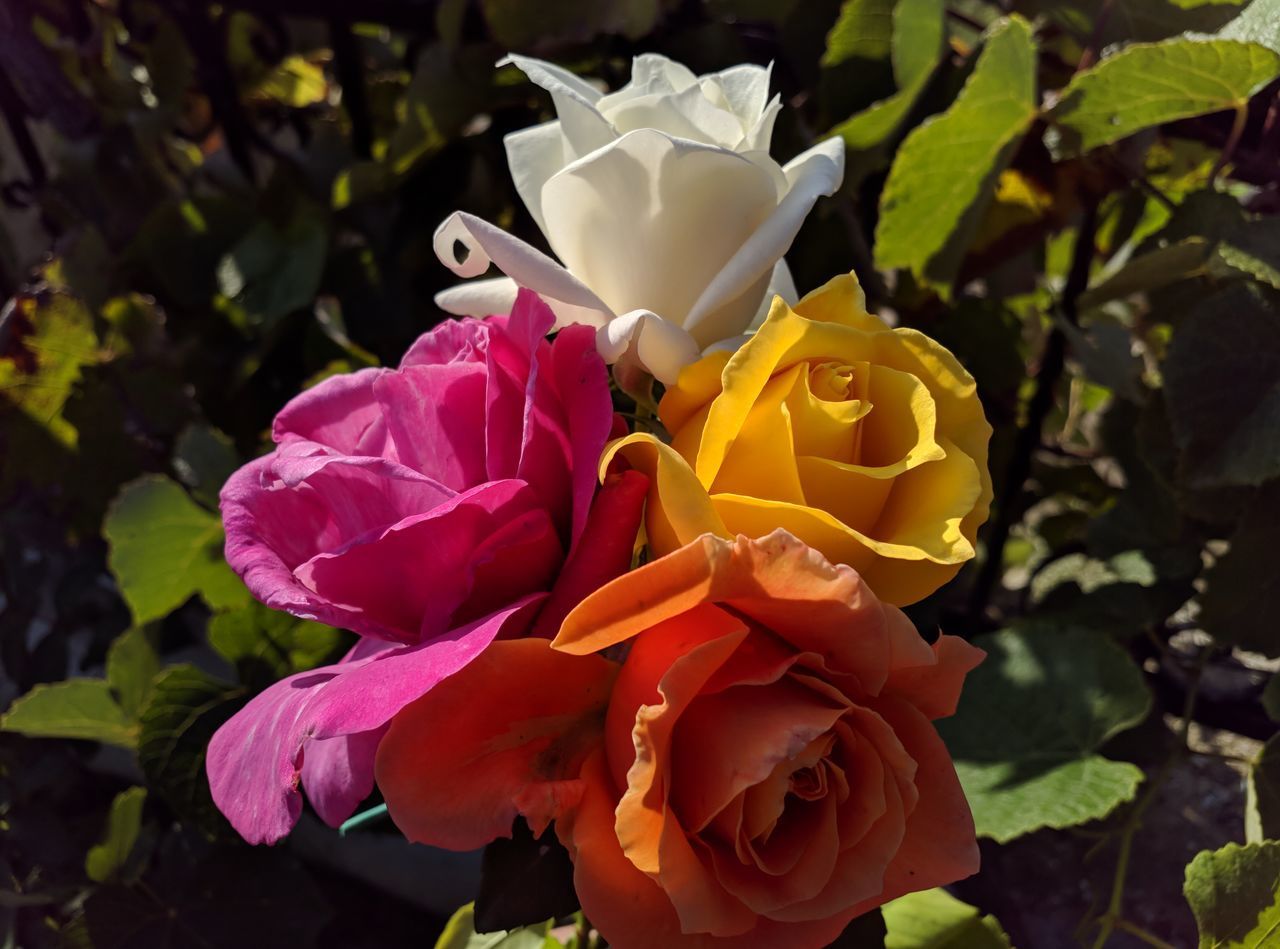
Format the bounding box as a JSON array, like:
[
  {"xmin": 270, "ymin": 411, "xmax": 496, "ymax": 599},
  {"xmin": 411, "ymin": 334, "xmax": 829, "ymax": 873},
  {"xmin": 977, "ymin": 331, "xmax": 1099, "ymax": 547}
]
[{"xmin": 207, "ymin": 53, "xmax": 991, "ymax": 949}]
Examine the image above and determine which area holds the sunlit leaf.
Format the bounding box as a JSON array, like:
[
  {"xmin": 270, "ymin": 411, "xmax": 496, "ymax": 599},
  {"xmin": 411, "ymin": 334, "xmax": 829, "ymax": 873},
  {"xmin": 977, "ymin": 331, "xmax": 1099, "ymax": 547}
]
[
  {"xmin": 208, "ymin": 601, "xmax": 348, "ymax": 689},
  {"xmin": 251, "ymin": 56, "xmax": 328, "ymax": 107},
  {"xmin": 823, "ymin": 0, "xmax": 895, "ymax": 68},
  {"xmin": 875, "ymin": 15, "xmax": 1038, "ymax": 290},
  {"xmin": 1184, "ymin": 840, "xmax": 1280, "ymax": 948},
  {"xmin": 106, "ymin": 626, "xmax": 160, "ymax": 719},
  {"xmin": 105, "ymin": 475, "xmax": 249, "ymax": 625},
  {"xmin": 883, "ymin": 889, "xmax": 1012, "ymax": 948},
  {"xmin": 435, "ymin": 902, "xmax": 557, "ymax": 949},
  {"xmin": 1219, "ymin": 0, "xmax": 1280, "ymax": 53},
  {"xmin": 86, "ymin": 787, "xmax": 148, "ymax": 884},
  {"xmin": 0, "ymin": 679, "xmax": 134, "ymax": 748},
  {"xmin": 891, "ymin": 0, "xmax": 945, "ymax": 87},
  {"xmin": 1051, "ymin": 39, "xmax": 1280, "ymax": 154},
  {"xmin": 0, "ymin": 294, "xmax": 101, "ymax": 449}
]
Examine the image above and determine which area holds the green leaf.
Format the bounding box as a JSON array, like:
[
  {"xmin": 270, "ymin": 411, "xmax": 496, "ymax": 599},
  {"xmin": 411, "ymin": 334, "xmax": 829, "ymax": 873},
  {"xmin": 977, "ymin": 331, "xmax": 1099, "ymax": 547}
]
[
  {"xmin": 883, "ymin": 889, "xmax": 1012, "ymax": 948},
  {"xmin": 1184, "ymin": 840, "xmax": 1280, "ymax": 948},
  {"xmin": 251, "ymin": 56, "xmax": 328, "ymax": 107},
  {"xmin": 216, "ymin": 204, "xmax": 328, "ymax": 329},
  {"xmin": 874, "ymin": 15, "xmax": 1038, "ymax": 289},
  {"xmin": 436, "ymin": 904, "xmax": 479, "ymax": 949},
  {"xmin": 434, "ymin": 902, "xmax": 555, "ymax": 949},
  {"xmin": 1171, "ymin": 0, "xmax": 1250, "ymax": 11},
  {"xmin": 1141, "ymin": 189, "xmax": 1280, "ymax": 292},
  {"xmin": 208, "ymin": 601, "xmax": 348, "ymax": 689},
  {"xmin": 137, "ymin": 665, "xmax": 245, "ymax": 832},
  {"xmin": 172, "ymin": 423, "xmax": 239, "ymax": 510},
  {"xmin": 85, "ymin": 788, "xmax": 147, "ymax": 884},
  {"xmin": 1029, "ymin": 548, "xmax": 1193, "ymax": 635},
  {"xmin": 1164, "ymin": 284, "xmax": 1280, "ymax": 489},
  {"xmin": 823, "ymin": 0, "xmax": 895, "ymax": 68},
  {"xmin": 1079, "ymin": 238, "xmax": 1213, "ymax": 309},
  {"xmin": 105, "ymin": 475, "xmax": 248, "ymax": 625},
  {"xmin": 314, "ymin": 297, "xmax": 379, "ymax": 369},
  {"xmin": 1059, "ymin": 319, "xmax": 1144, "ymax": 401},
  {"xmin": 1211, "ymin": 218, "xmax": 1280, "ymax": 289},
  {"xmin": 0, "ymin": 293, "xmax": 101, "ymax": 449},
  {"xmin": 133, "ymin": 197, "xmax": 253, "ymax": 308},
  {"xmin": 1051, "ymin": 39, "xmax": 1280, "ymax": 155},
  {"xmin": 830, "ymin": 79, "xmax": 928, "ymax": 153},
  {"xmin": 1263, "ymin": 676, "xmax": 1280, "ymax": 724},
  {"xmin": 106, "ymin": 627, "xmax": 160, "ymax": 719},
  {"xmin": 1219, "ymin": 0, "xmax": 1280, "ymax": 54},
  {"xmin": 891, "ymin": 0, "xmax": 945, "ymax": 87},
  {"xmin": 1021, "ymin": 0, "xmax": 1242, "ymax": 46},
  {"xmin": 1247, "ymin": 734, "xmax": 1280, "ymax": 843},
  {"xmin": 936, "ymin": 625, "xmax": 1151, "ymax": 843},
  {"xmin": 828, "ymin": 0, "xmax": 945, "ymax": 166},
  {"xmin": 0, "ymin": 679, "xmax": 134, "ymax": 748},
  {"xmin": 1200, "ymin": 482, "xmax": 1280, "ymax": 657}
]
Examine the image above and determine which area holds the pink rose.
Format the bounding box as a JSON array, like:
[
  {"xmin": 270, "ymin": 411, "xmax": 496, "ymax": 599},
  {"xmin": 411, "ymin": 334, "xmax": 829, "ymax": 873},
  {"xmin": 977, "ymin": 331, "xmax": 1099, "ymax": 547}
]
[{"xmin": 207, "ymin": 289, "xmax": 619, "ymax": 844}]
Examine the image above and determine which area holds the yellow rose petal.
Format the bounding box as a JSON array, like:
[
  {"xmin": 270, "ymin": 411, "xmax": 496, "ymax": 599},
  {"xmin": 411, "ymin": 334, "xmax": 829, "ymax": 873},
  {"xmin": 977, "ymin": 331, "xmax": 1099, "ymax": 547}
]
[
  {"xmin": 711, "ymin": 367, "xmax": 807, "ymax": 505},
  {"xmin": 604, "ymin": 433, "xmax": 728, "ymax": 557}
]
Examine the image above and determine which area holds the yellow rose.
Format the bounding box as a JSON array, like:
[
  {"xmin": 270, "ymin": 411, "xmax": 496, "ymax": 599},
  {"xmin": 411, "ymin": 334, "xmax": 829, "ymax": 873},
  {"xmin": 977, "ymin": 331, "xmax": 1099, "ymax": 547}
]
[{"xmin": 606, "ymin": 273, "xmax": 992, "ymax": 606}]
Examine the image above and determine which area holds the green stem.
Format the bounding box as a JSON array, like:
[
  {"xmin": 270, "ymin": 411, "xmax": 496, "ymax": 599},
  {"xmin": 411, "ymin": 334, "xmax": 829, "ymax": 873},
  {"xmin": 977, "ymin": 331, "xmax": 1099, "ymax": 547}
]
[
  {"xmin": 1112, "ymin": 917, "xmax": 1179, "ymax": 949},
  {"xmin": 338, "ymin": 802, "xmax": 388, "ymax": 835},
  {"xmin": 1090, "ymin": 649, "xmax": 1212, "ymax": 949},
  {"xmin": 1211, "ymin": 103, "xmax": 1249, "ymax": 183}
]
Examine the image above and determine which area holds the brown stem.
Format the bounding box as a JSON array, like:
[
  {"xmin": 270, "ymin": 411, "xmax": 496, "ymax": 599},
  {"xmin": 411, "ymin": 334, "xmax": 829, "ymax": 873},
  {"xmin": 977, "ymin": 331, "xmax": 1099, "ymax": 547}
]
[
  {"xmin": 966, "ymin": 203, "xmax": 1098, "ymax": 620},
  {"xmin": 1112, "ymin": 917, "xmax": 1179, "ymax": 949},
  {"xmin": 946, "ymin": 7, "xmax": 988, "ymax": 32},
  {"xmin": 1211, "ymin": 103, "xmax": 1249, "ymax": 183},
  {"xmin": 330, "ymin": 19, "xmax": 373, "ymax": 160},
  {"xmin": 169, "ymin": 2, "xmax": 258, "ymax": 183},
  {"xmin": 1076, "ymin": 0, "xmax": 1116, "ymax": 73}
]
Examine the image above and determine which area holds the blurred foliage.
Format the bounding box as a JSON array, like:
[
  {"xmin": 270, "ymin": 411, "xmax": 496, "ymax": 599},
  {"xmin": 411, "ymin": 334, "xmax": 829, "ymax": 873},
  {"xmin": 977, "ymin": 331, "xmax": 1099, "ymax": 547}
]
[{"xmin": 1, "ymin": 0, "xmax": 1279, "ymax": 946}]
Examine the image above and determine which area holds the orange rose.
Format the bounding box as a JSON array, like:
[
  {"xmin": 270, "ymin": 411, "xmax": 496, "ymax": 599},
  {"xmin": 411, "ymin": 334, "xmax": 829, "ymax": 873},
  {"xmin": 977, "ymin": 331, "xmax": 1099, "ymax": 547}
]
[{"xmin": 376, "ymin": 531, "xmax": 982, "ymax": 948}]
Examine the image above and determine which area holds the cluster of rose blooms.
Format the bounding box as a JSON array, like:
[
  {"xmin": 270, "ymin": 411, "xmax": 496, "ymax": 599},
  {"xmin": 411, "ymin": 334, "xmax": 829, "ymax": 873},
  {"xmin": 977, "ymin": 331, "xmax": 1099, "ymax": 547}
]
[{"xmin": 207, "ymin": 54, "xmax": 993, "ymax": 949}]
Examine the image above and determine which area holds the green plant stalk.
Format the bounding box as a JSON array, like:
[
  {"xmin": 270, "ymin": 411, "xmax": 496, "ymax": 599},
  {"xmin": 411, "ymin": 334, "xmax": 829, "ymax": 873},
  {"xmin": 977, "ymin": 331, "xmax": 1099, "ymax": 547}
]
[
  {"xmin": 1089, "ymin": 649, "xmax": 1212, "ymax": 949},
  {"xmin": 1113, "ymin": 916, "xmax": 1180, "ymax": 949},
  {"xmin": 1211, "ymin": 103, "xmax": 1249, "ymax": 183}
]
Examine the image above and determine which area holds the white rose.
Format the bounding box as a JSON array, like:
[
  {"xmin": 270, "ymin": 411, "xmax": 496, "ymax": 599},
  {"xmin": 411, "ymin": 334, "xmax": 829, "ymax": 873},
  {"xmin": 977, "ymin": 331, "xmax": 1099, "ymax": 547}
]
[{"xmin": 433, "ymin": 53, "xmax": 845, "ymax": 385}]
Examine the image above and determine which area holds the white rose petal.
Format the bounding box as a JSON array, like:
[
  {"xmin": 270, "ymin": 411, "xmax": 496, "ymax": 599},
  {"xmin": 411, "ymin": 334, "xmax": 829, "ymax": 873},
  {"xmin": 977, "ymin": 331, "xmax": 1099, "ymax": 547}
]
[
  {"xmin": 433, "ymin": 52, "xmax": 846, "ymax": 382},
  {"xmin": 540, "ymin": 129, "xmax": 779, "ymax": 338},
  {"xmin": 597, "ymin": 310, "xmax": 702, "ymax": 386}
]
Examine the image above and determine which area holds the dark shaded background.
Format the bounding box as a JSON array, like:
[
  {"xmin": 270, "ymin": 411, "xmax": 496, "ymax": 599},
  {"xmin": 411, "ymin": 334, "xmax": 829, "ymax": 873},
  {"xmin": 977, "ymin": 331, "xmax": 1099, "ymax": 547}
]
[{"xmin": 2, "ymin": 1, "xmax": 1278, "ymax": 947}]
